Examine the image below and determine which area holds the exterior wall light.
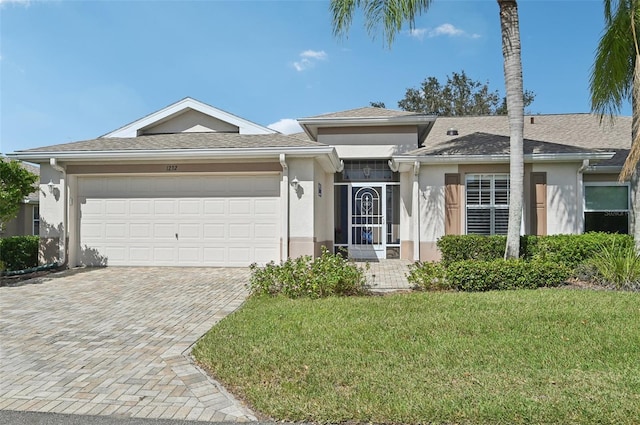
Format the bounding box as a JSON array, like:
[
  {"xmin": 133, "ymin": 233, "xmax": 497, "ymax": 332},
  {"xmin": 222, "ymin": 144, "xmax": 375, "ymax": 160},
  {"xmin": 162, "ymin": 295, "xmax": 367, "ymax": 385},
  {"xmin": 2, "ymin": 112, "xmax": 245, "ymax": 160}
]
[
  {"xmin": 291, "ymin": 177, "xmax": 299, "ymax": 190},
  {"xmin": 48, "ymin": 180, "xmax": 54, "ymax": 193}
]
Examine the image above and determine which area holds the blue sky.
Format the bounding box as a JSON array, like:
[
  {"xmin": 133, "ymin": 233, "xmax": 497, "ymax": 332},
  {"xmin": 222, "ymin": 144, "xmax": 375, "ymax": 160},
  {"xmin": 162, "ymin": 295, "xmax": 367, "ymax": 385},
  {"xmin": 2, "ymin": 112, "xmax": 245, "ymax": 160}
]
[{"xmin": 0, "ymin": 0, "xmax": 629, "ymax": 154}]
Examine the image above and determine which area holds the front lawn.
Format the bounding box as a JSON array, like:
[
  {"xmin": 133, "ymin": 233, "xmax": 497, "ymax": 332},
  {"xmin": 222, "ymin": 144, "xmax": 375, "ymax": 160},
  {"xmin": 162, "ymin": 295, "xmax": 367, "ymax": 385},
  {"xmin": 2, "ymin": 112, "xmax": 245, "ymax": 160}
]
[{"xmin": 193, "ymin": 289, "xmax": 640, "ymax": 424}]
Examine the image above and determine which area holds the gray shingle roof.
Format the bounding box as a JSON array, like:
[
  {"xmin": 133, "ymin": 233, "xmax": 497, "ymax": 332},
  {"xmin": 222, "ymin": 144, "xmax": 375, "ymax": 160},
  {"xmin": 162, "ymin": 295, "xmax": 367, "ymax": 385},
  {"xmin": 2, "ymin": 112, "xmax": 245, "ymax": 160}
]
[
  {"xmin": 305, "ymin": 107, "xmax": 422, "ymax": 119},
  {"xmin": 410, "ymin": 132, "xmax": 601, "ymax": 156},
  {"xmin": 419, "ymin": 114, "xmax": 631, "ymax": 167},
  {"xmin": 426, "ymin": 114, "xmax": 631, "ymax": 150},
  {"xmin": 16, "ymin": 132, "xmax": 326, "ymax": 153}
]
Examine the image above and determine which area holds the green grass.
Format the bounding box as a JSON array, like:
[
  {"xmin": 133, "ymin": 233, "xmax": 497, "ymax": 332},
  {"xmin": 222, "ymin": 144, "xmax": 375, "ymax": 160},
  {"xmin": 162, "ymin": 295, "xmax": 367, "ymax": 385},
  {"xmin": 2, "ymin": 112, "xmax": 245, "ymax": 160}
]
[{"xmin": 193, "ymin": 290, "xmax": 640, "ymax": 424}]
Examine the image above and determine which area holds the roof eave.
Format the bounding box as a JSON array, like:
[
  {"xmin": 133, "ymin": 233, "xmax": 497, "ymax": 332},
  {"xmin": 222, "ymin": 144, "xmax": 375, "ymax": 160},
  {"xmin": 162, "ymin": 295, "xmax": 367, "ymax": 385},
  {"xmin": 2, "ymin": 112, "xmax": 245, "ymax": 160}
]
[
  {"xmin": 298, "ymin": 115, "xmax": 437, "ymax": 141},
  {"xmin": 7, "ymin": 146, "xmax": 343, "ymax": 173},
  {"xmin": 390, "ymin": 152, "xmax": 616, "ymax": 170}
]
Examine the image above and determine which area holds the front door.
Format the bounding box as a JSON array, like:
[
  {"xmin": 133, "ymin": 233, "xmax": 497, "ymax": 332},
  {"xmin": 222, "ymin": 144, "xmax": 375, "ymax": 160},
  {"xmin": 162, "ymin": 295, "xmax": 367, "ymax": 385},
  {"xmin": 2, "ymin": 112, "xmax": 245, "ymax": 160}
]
[{"xmin": 350, "ymin": 185, "xmax": 385, "ymax": 259}]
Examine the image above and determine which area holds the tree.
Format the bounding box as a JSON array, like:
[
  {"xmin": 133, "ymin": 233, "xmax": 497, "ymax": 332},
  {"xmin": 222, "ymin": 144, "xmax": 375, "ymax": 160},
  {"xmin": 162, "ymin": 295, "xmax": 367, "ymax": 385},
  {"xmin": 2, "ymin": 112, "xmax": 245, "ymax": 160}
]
[
  {"xmin": 590, "ymin": 0, "xmax": 640, "ymax": 183},
  {"xmin": 0, "ymin": 160, "xmax": 38, "ymax": 231},
  {"xmin": 331, "ymin": 0, "xmax": 525, "ymax": 259},
  {"xmin": 369, "ymin": 101, "xmax": 386, "ymax": 108},
  {"xmin": 397, "ymin": 70, "xmax": 535, "ymax": 115}
]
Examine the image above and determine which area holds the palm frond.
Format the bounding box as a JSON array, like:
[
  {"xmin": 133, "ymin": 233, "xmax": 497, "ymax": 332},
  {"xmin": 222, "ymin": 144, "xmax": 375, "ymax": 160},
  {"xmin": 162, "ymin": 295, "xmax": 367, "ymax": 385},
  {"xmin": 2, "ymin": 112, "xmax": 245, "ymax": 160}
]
[
  {"xmin": 330, "ymin": 0, "xmax": 433, "ymax": 47},
  {"xmin": 590, "ymin": 0, "xmax": 636, "ymax": 119}
]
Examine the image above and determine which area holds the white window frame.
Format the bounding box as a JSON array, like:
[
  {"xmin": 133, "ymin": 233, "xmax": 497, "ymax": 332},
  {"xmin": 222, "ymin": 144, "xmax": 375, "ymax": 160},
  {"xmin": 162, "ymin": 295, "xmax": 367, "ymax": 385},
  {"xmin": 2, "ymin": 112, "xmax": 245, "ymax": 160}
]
[
  {"xmin": 583, "ymin": 182, "xmax": 630, "ymax": 232},
  {"xmin": 465, "ymin": 173, "xmax": 510, "ymax": 235}
]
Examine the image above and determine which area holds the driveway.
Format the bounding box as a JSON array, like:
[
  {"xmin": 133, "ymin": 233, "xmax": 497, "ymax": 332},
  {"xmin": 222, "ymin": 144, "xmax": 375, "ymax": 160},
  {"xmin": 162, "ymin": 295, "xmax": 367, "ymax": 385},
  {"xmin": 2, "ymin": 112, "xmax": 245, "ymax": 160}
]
[{"xmin": 0, "ymin": 267, "xmax": 256, "ymax": 422}]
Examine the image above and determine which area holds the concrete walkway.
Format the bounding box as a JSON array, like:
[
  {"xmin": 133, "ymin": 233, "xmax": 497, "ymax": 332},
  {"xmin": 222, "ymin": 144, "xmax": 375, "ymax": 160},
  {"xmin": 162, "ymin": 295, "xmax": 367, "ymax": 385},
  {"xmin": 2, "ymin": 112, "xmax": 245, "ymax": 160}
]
[
  {"xmin": 0, "ymin": 268, "xmax": 256, "ymax": 422},
  {"xmin": 360, "ymin": 259, "xmax": 413, "ymax": 292}
]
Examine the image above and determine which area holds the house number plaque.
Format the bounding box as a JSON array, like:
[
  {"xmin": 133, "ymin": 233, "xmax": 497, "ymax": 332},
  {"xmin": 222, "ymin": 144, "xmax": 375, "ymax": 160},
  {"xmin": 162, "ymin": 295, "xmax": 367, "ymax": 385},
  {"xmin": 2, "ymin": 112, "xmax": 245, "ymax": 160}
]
[{"xmin": 166, "ymin": 165, "xmax": 178, "ymax": 171}]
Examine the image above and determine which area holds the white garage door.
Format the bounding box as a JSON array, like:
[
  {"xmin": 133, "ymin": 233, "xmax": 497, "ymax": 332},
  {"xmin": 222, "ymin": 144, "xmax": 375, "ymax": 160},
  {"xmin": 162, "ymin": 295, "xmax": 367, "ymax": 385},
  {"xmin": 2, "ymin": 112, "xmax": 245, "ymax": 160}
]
[{"xmin": 78, "ymin": 175, "xmax": 281, "ymax": 267}]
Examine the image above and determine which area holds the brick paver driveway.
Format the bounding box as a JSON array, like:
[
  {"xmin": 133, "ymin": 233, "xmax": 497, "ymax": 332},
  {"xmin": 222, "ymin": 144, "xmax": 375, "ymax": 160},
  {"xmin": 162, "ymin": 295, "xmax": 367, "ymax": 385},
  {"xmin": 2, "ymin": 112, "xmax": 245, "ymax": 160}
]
[{"xmin": 0, "ymin": 267, "xmax": 256, "ymax": 422}]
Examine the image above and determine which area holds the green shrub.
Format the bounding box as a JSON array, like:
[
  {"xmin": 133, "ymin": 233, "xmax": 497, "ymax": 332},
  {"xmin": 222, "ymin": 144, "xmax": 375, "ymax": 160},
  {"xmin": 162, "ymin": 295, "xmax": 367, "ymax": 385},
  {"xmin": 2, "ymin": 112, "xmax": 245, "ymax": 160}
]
[
  {"xmin": 437, "ymin": 233, "xmax": 633, "ymax": 269},
  {"xmin": 0, "ymin": 236, "xmax": 38, "ymax": 272},
  {"xmin": 249, "ymin": 247, "xmax": 369, "ymax": 298},
  {"xmin": 588, "ymin": 240, "xmax": 640, "ymax": 291},
  {"xmin": 445, "ymin": 259, "xmax": 571, "ymax": 292},
  {"xmin": 437, "ymin": 235, "xmax": 507, "ymax": 265},
  {"xmin": 532, "ymin": 233, "xmax": 633, "ymax": 268},
  {"xmin": 406, "ymin": 261, "xmax": 449, "ymax": 291}
]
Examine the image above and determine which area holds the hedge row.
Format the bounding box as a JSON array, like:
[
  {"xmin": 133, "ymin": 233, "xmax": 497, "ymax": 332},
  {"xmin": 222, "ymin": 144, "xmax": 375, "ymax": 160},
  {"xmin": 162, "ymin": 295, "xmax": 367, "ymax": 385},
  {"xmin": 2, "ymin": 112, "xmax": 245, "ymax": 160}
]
[
  {"xmin": 0, "ymin": 236, "xmax": 39, "ymax": 272},
  {"xmin": 437, "ymin": 233, "xmax": 634, "ymax": 268},
  {"xmin": 407, "ymin": 259, "xmax": 570, "ymax": 292}
]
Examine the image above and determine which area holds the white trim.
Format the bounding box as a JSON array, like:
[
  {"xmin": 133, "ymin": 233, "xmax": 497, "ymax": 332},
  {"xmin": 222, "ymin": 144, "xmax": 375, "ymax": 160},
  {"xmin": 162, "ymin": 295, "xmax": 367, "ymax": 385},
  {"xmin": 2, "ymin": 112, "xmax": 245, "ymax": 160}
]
[
  {"xmin": 391, "ymin": 152, "xmax": 616, "ymax": 170},
  {"xmin": 103, "ymin": 97, "xmax": 276, "ymax": 137},
  {"xmin": 279, "ymin": 154, "xmax": 289, "ymax": 261}
]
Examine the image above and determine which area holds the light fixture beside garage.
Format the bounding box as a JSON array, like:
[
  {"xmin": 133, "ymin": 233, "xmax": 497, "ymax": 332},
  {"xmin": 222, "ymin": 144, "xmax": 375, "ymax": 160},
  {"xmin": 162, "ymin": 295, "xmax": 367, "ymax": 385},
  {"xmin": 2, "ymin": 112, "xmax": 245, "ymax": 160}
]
[
  {"xmin": 291, "ymin": 177, "xmax": 300, "ymax": 190},
  {"xmin": 47, "ymin": 180, "xmax": 54, "ymax": 193}
]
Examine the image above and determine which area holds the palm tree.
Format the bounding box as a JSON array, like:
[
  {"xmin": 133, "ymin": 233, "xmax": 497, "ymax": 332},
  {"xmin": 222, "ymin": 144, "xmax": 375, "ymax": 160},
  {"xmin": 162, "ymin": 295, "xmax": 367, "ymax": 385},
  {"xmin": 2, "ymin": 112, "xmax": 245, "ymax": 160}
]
[
  {"xmin": 331, "ymin": 0, "xmax": 525, "ymax": 259},
  {"xmin": 590, "ymin": 0, "xmax": 640, "ymax": 243},
  {"xmin": 591, "ymin": 0, "xmax": 640, "ymax": 181}
]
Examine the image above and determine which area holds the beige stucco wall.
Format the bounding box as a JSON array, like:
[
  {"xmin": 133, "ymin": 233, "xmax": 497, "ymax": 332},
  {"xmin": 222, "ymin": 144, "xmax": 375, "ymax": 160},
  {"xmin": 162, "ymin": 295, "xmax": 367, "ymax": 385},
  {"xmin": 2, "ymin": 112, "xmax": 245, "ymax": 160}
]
[
  {"xmin": 1, "ymin": 203, "xmax": 37, "ymax": 237},
  {"xmin": 142, "ymin": 109, "xmax": 239, "ymax": 134},
  {"xmin": 317, "ymin": 126, "xmax": 420, "ymax": 158},
  {"xmin": 38, "ymin": 163, "xmax": 67, "ymax": 265},
  {"xmin": 312, "ymin": 161, "xmax": 333, "ymax": 256},
  {"xmin": 418, "ymin": 164, "xmax": 458, "ymax": 261},
  {"xmin": 532, "ymin": 163, "xmax": 582, "ymax": 235},
  {"xmin": 287, "ymin": 158, "xmax": 317, "ymax": 258}
]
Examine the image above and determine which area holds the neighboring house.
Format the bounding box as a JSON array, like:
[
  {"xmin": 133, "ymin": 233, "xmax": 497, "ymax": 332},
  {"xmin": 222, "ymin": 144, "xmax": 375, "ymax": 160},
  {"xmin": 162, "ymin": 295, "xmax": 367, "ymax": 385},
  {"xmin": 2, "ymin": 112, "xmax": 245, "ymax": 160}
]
[
  {"xmin": 0, "ymin": 159, "xmax": 40, "ymax": 238},
  {"xmin": 7, "ymin": 97, "xmax": 631, "ymax": 267}
]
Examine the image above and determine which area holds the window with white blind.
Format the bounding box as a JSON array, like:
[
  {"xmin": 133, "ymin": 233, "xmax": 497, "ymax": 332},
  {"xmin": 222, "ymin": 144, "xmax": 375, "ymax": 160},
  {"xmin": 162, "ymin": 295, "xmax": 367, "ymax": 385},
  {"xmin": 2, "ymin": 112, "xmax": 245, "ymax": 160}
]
[{"xmin": 466, "ymin": 174, "xmax": 509, "ymax": 235}]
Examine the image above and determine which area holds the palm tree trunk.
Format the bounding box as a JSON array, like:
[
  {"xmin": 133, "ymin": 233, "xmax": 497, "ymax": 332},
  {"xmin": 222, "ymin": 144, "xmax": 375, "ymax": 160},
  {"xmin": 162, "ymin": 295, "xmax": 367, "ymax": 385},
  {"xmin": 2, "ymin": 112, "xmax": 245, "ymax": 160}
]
[{"xmin": 498, "ymin": 0, "xmax": 524, "ymax": 259}]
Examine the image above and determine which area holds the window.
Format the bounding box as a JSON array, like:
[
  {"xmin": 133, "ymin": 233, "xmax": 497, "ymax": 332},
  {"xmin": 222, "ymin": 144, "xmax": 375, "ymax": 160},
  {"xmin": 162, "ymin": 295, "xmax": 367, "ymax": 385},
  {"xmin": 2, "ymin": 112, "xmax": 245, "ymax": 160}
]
[
  {"xmin": 584, "ymin": 183, "xmax": 629, "ymax": 234},
  {"xmin": 466, "ymin": 174, "xmax": 509, "ymax": 235},
  {"xmin": 33, "ymin": 206, "xmax": 40, "ymax": 236}
]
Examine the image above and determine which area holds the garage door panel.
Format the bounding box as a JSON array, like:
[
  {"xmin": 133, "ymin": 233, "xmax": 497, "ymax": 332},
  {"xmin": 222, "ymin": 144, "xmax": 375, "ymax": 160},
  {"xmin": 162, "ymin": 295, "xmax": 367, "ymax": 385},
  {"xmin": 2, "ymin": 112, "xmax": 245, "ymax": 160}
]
[
  {"xmin": 130, "ymin": 200, "xmax": 151, "ymax": 215},
  {"xmin": 203, "ymin": 199, "xmax": 225, "ymax": 215},
  {"xmin": 228, "ymin": 223, "xmax": 251, "ymax": 239},
  {"xmin": 129, "ymin": 223, "xmax": 152, "ymax": 238},
  {"xmin": 105, "ymin": 223, "xmax": 127, "ymax": 238},
  {"xmin": 254, "ymin": 223, "xmax": 278, "ymax": 239},
  {"xmin": 105, "ymin": 200, "xmax": 127, "ymax": 215},
  {"xmin": 153, "ymin": 200, "xmax": 176, "ymax": 215},
  {"xmin": 228, "ymin": 199, "xmax": 252, "ymax": 215},
  {"xmin": 254, "ymin": 199, "xmax": 278, "ymax": 215},
  {"xmin": 153, "ymin": 223, "xmax": 176, "ymax": 239},
  {"xmin": 177, "ymin": 223, "xmax": 201, "ymax": 239},
  {"xmin": 203, "ymin": 224, "xmax": 225, "ymax": 239},
  {"xmin": 78, "ymin": 175, "xmax": 280, "ymax": 267}
]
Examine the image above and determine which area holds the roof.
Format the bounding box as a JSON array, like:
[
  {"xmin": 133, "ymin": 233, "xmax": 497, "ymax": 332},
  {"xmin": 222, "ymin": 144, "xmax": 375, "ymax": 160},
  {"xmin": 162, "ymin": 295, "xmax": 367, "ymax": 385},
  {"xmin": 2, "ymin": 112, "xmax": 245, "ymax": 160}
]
[
  {"xmin": 15, "ymin": 132, "xmax": 325, "ymax": 153},
  {"xmin": 427, "ymin": 114, "xmax": 631, "ymax": 150},
  {"xmin": 305, "ymin": 107, "xmax": 420, "ymax": 119},
  {"xmin": 422, "ymin": 114, "xmax": 631, "ymax": 168},
  {"xmin": 298, "ymin": 107, "xmax": 436, "ymax": 142},
  {"xmin": 410, "ymin": 132, "xmax": 600, "ymax": 156}
]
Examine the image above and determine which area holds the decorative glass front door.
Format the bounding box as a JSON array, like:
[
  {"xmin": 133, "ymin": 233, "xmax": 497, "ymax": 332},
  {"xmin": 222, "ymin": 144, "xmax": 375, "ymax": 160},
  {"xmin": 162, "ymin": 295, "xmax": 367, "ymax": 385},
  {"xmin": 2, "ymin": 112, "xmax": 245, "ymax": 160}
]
[{"xmin": 350, "ymin": 185, "xmax": 385, "ymax": 259}]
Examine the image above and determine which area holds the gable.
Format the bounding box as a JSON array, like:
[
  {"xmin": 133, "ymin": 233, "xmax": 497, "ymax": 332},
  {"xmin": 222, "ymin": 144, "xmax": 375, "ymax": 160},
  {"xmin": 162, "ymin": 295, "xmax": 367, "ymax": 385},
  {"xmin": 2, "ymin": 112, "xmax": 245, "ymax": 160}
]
[
  {"xmin": 103, "ymin": 97, "xmax": 276, "ymax": 137},
  {"xmin": 141, "ymin": 109, "xmax": 239, "ymax": 135}
]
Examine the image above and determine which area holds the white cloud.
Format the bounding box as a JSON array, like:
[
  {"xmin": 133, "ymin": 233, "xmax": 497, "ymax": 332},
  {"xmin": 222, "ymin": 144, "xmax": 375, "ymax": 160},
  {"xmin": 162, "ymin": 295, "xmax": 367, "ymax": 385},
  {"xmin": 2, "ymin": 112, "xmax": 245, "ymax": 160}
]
[
  {"xmin": 408, "ymin": 28, "xmax": 427, "ymax": 40},
  {"xmin": 300, "ymin": 50, "xmax": 327, "ymax": 60},
  {"xmin": 408, "ymin": 23, "xmax": 481, "ymax": 41},
  {"xmin": 430, "ymin": 23, "xmax": 464, "ymax": 37},
  {"xmin": 268, "ymin": 118, "xmax": 303, "ymax": 134},
  {"xmin": 292, "ymin": 49, "xmax": 327, "ymax": 72}
]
